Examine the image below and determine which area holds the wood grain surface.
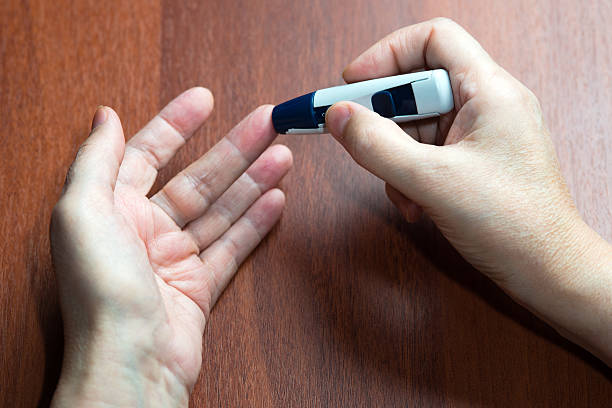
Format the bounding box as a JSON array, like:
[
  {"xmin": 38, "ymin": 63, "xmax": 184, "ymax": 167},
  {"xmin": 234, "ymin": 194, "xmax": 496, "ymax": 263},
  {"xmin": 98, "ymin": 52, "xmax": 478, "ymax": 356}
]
[{"xmin": 1, "ymin": 0, "xmax": 611, "ymax": 406}]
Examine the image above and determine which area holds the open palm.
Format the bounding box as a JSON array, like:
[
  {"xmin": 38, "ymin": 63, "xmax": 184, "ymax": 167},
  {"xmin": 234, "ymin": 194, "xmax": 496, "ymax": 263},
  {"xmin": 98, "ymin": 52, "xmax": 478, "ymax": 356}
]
[{"xmin": 51, "ymin": 88, "xmax": 292, "ymax": 390}]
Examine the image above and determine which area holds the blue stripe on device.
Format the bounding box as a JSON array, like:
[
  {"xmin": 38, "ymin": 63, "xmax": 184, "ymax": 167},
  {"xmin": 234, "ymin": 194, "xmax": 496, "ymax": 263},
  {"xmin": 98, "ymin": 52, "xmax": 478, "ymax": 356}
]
[{"xmin": 272, "ymin": 92, "xmax": 317, "ymax": 134}]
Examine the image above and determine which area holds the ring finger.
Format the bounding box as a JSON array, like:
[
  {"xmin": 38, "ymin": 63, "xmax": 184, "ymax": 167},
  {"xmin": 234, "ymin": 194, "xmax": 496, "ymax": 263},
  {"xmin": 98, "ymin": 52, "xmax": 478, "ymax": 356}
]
[{"xmin": 184, "ymin": 143, "xmax": 292, "ymax": 250}]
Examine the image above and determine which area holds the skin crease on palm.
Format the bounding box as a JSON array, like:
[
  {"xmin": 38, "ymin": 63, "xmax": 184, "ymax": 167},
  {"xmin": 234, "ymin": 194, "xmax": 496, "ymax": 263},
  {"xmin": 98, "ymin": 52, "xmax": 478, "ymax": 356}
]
[{"xmin": 50, "ymin": 17, "xmax": 612, "ymax": 407}]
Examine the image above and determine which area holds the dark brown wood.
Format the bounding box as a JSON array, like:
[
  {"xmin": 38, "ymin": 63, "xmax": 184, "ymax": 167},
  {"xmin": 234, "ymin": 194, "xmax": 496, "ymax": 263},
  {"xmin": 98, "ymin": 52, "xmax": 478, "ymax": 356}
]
[{"xmin": 1, "ymin": 0, "xmax": 610, "ymax": 406}]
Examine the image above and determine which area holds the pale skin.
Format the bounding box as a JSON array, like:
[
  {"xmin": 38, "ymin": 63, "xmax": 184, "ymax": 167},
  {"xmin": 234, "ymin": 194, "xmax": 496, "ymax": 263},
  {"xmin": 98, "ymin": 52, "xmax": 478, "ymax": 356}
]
[
  {"xmin": 51, "ymin": 18, "xmax": 612, "ymax": 407},
  {"xmin": 51, "ymin": 93, "xmax": 293, "ymax": 406}
]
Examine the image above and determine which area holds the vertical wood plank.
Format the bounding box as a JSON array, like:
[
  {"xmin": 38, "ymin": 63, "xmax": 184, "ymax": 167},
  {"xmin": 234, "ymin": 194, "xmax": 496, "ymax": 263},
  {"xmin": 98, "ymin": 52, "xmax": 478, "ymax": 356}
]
[{"xmin": 0, "ymin": 1, "xmax": 161, "ymax": 406}]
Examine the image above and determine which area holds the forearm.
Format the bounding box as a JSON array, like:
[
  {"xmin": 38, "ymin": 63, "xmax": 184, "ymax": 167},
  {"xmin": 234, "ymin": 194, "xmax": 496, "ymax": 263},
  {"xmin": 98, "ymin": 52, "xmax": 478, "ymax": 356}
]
[{"xmin": 515, "ymin": 219, "xmax": 612, "ymax": 364}]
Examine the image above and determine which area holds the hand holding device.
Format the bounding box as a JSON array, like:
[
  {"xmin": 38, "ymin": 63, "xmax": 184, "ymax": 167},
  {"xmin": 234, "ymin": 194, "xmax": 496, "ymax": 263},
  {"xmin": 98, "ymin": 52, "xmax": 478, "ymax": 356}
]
[{"xmin": 325, "ymin": 18, "xmax": 612, "ymax": 365}]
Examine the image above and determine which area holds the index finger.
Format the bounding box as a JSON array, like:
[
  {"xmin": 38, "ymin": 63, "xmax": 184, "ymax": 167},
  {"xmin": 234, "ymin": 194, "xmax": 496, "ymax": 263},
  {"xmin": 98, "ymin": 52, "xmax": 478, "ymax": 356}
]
[
  {"xmin": 117, "ymin": 87, "xmax": 214, "ymax": 194},
  {"xmin": 342, "ymin": 18, "xmax": 498, "ymax": 102}
]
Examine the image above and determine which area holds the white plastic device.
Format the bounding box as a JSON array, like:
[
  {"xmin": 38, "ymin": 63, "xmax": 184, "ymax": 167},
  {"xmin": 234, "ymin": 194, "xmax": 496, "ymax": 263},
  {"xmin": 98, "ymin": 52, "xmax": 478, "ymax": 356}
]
[{"xmin": 272, "ymin": 69, "xmax": 454, "ymax": 134}]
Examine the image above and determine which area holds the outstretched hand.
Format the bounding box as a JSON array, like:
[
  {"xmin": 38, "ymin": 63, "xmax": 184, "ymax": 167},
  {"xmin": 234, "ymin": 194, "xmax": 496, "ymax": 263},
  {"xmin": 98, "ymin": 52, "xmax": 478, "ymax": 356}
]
[{"xmin": 50, "ymin": 89, "xmax": 292, "ymax": 407}]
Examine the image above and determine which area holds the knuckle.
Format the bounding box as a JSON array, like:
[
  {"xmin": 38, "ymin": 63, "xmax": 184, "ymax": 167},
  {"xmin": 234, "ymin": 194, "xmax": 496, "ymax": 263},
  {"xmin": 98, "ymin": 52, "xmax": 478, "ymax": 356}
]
[
  {"xmin": 491, "ymin": 74, "xmax": 546, "ymax": 130},
  {"xmin": 505, "ymin": 87, "xmax": 527, "ymax": 105},
  {"xmin": 51, "ymin": 192, "xmax": 93, "ymax": 231},
  {"xmin": 52, "ymin": 196, "xmax": 76, "ymax": 219},
  {"xmin": 74, "ymin": 140, "xmax": 93, "ymax": 162},
  {"xmin": 489, "ymin": 73, "xmax": 532, "ymax": 107},
  {"xmin": 50, "ymin": 197, "xmax": 75, "ymax": 236},
  {"xmin": 63, "ymin": 140, "xmax": 93, "ymax": 186}
]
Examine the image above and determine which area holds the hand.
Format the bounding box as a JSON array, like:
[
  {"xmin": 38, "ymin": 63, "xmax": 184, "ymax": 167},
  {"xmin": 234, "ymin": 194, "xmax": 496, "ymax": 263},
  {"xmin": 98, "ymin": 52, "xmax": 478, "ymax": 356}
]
[
  {"xmin": 50, "ymin": 88, "xmax": 292, "ymax": 407},
  {"xmin": 325, "ymin": 18, "xmax": 612, "ymax": 364}
]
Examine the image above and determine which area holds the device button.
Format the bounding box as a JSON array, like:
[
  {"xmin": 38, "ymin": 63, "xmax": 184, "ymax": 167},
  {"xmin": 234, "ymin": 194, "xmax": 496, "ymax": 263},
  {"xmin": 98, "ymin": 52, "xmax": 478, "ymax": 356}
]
[{"xmin": 371, "ymin": 91, "xmax": 396, "ymax": 118}]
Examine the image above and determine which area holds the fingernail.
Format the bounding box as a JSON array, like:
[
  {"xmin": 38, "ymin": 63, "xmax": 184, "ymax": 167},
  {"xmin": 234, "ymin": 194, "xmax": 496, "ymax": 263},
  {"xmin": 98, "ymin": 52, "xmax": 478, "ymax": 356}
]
[
  {"xmin": 91, "ymin": 106, "xmax": 108, "ymax": 130},
  {"xmin": 326, "ymin": 103, "xmax": 351, "ymax": 137}
]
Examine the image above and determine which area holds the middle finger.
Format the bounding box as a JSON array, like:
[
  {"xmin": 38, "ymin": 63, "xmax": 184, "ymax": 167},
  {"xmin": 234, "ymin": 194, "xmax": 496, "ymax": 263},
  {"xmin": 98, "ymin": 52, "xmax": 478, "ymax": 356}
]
[{"xmin": 150, "ymin": 105, "xmax": 277, "ymax": 227}]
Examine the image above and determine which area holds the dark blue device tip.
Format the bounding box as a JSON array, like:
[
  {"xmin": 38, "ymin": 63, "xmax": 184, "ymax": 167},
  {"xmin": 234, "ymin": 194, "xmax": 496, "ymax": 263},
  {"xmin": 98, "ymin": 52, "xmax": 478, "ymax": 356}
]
[{"xmin": 272, "ymin": 92, "xmax": 317, "ymax": 134}]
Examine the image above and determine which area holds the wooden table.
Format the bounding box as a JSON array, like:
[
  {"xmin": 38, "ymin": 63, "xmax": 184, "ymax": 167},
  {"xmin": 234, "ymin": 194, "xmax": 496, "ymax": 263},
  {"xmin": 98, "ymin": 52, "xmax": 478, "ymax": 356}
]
[{"xmin": 1, "ymin": 1, "xmax": 611, "ymax": 406}]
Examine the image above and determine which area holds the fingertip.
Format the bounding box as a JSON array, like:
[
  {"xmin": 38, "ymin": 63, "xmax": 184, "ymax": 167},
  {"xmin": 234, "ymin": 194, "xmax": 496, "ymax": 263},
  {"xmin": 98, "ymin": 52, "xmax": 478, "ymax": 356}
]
[
  {"xmin": 221, "ymin": 105, "xmax": 280, "ymax": 164},
  {"xmin": 403, "ymin": 203, "xmax": 423, "ymax": 223},
  {"xmin": 254, "ymin": 144, "xmax": 293, "ymax": 179},
  {"xmin": 384, "ymin": 182, "xmax": 403, "ymax": 204},
  {"xmin": 268, "ymin": 144, "xmax": 294, "ymax": 169},
  {"xmin": 341, "ymin": 65, "xmax": 358, "ymax": 83},
  {"xmin": 342, "ymin": 40, "xmax": 396, "ymax": 83},
  {"xmin": 266, "ymin": 187, "xmax": 286, "ymax": 210},
  {"xmin": 91, "ymin": 106, "xmax": 108, "ymax": 130},
  {"xmin": 385, "ymin": 183, "xmax": 422, "ymax": 223},
  {"xmin": 89, "ymin": 106, "xmax": 124, "ymax": 145},
  {"xmin": 159, "ymin": 87, "xmax": 215, "ymax": 138},
  {"xmin": 341, "ymin": 60, "xmax": 370, "ymax": 84},
  {"xmin": 193, "ymin": 86, "xmax": 215, "ymax": 112},
  {"xmin": 251, "ymin": 188, "xmax": 286, "ymax": 229},
  {"xmin": 244, "ymin": 104, "xmax": 277, "ymax": 137},
  {"xmin": 247, "ymin": 104, "xmax": 275, "ymax": 123},
  {"xmin": 325, "ymin": 102, "xmax": 352, "ymax": 138},
  {"xmin": 66, "ymin": 105, "xmax": 125, "ymax": 193},
  {"xmin": 251, "ymin": 104, "xmax": 274, "ymax": 123},
  {"xmin": 257, "ymin": 104, "xmax": 275, "ymax": 113},
  {"xmin": 104, "ymin": 106, "xmax": 122, "ymax": 127},
  {"xmin": 188, "ymin": 86, "xmax": 214, "ymax": 108},
  {"xmin": 327, "ymin": 101, "xmax": 376, "ymax": 139}
]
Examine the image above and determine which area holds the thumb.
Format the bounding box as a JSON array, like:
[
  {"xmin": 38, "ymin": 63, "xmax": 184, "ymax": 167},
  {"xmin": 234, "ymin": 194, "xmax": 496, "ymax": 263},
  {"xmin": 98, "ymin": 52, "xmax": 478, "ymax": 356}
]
[
  {"xmin": 326, "ymin": 101, "xmax": 438, "ymax": 202},
  {"xmin": 64, "ymin": 106, "xmax": 125, "ymax": 195}
]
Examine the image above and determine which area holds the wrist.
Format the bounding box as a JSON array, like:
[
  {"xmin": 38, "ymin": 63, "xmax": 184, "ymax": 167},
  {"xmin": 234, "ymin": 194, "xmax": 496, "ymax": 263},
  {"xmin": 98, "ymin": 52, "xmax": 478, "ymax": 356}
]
[
  {"xmin": 52, "ymin": 319, "xmax": 190, "ymax": 408},
  {"xmin": 550, "ymin": 222, "xmax": 612, "ymax": 361},
  {"xmin": 511, "ymin": 215, "xmax": 612, "ymax": 363}
]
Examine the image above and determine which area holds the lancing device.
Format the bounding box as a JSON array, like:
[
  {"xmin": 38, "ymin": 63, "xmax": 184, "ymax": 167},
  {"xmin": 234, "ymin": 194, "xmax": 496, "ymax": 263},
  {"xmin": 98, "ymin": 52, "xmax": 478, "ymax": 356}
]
[{"xmin": 272, "ymin": 69, "xmax": 453, "ymax": 134}]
